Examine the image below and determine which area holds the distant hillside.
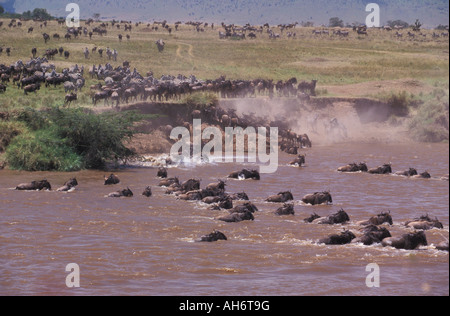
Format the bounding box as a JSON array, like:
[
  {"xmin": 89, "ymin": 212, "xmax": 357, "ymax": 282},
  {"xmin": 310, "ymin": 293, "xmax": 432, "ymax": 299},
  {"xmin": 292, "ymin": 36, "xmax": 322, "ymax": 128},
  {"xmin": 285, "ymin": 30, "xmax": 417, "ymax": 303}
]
[{"xmin": 8, "ymin": 0, "xmax": 450, "ymax": 27}]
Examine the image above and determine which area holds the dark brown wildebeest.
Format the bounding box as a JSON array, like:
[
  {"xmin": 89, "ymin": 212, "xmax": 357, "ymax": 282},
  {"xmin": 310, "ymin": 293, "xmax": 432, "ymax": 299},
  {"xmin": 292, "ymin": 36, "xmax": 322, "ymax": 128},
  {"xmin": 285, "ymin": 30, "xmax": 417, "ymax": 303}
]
[
  {"xmin": 368, "ymin": 163, "xmax": 392, "ymax": 174},
  {"xmin": 23, "ymin": 83, "xmax": 40, "ymax": 95},
  {"xmin": 197, "ymin": 230, "xmax": 227, "ymax": 242},
  {"xmin": 297, "ymin": 79, "xmax": 317, "ymax": 96},
  {"xmin": 357, "ymin": 211, "xmax": 393, "ymax": 226},
  {"xmin": 301, "ymin": 191, "xmax": 332, "ymax": 205},
  {"xmin": 155, "ymin": 39, "xmax": 165, "ymax": 52},
  {"xmin": 217, "ymin": 209, "xmax": 254, "ymax": 223},
  {"xmin": 382, "ymin": 231, "xmax": 428, "ymax": 250},
  {"xmin": 405, "ymin": 215, "xmax": 444, "ymax": 230},
  {"xmin": 289, "ymin": 154, "xmax": 306, "ymax": 167},
  {"xmin": 93, "ymin": 90, "xmax": 112, "ymax": 106},
  {"xmin": 157, "ymin": 167, "xmax": 168, "ymax": 178},
  {"xmin": 319, "ymin": 230, "xmax": 356, "ymax": 245},
  {"xmin": 352, "ymin": 225, "xmax": 392, "ymax": 245},
  {"xmin": 142, "ymin": 186, "xmax": 152, "ymax": 197},
  {"xmin": 56, "ymin": 178, "xmax": 78, "ymax": 192},
  {"xmin": 275, "ymin": 203, "xmax": 295, "ymax": 216},
  {"xmin": 108, "ymin": 187, "xmax": 133, "ymax": 197},
  {"xmin": 265, "ymin": 191, "xmax": 294, "ymax": 203},
  {"xmin": 0, "ymin": 84, "xmax": 6, "ymax": 93},
  {"xmin": 16, "ymin": 180, "xmax": 51, "ymax": 191},
  {"xmin": 337, "ymin": 162, "xmax": 368, "ymax": 172},
  {"xmin": 312, "ymin": 208, "xmax": 350, "ymax": 225},
  {"xmin": 64, "ymin": 92, "xmax": 77, "ymax": 105},
  {"xmin": 395, "ymin": 168, "xmax": 418, "ymax": 177},
  {"xmin": 104, "ymin": 174, "xmax": 120, "ymax": 185},
  {"xmin": 228, "ymin": 169, "xmax": 260, "ymax": 180}
]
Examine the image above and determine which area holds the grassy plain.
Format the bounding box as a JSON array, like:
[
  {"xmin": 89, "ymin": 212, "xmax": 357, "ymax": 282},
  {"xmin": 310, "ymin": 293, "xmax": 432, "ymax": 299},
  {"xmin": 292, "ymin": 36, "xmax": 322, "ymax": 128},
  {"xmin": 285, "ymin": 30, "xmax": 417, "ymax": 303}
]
[{"xmin": 0, "ymin": 18, "xmax": 448, "ymax": 110}]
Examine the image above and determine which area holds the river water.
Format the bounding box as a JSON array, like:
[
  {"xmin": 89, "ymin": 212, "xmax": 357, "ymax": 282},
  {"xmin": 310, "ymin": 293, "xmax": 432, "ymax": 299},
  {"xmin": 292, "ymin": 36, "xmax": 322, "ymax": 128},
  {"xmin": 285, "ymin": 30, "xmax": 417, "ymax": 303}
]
[{"xmin": 0, "ymin": 142, "xmax": 448, "ymax": 296}]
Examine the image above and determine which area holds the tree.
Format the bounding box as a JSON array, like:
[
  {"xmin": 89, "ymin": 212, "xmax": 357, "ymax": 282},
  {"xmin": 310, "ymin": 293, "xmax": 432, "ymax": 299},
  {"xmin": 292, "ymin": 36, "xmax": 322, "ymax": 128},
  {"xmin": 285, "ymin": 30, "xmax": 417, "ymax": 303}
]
[
  {"xmin": 93, "ymin": 13, "xmax": 100, "ymax": 21},
  {"xmin": 0, "ymin": 5, "xmax": 5, "ymax": 15},
  {"xmin": 31, "ymin": 8, "xmax": 53, "ymax": 20},
  {"xmin": 387, "ymin": 19, "xmax": 409, "ymax": 28},
  {"xmin": 329, "ymin": 17, "xmax": 344, "ymax": 28},
  {"xmin": 412, "ymin": 19, "xmax": 422, "ymax": 32}
]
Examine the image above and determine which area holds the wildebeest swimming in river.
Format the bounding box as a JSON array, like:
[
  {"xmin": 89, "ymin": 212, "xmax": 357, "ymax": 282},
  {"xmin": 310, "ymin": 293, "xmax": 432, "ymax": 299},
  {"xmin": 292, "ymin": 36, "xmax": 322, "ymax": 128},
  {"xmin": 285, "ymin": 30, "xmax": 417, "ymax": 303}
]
[
  {"xmin": 352, "ymin": 225, "xmax": 392, "ymax": 245},
  {"xmin": 405, "ymin": 215, "xmax": 443, "ymax": 230},
  {"xmin": 319, "ymin": 230, "xmax": 356, "ymax": 245},
  {"xmin": 289, "ymin": 154, "xmax": 306, "ymax": 167},
  {"xmin": 395, "ymin": 168, "xmax": 418, "ymax": 177},
  {"xmin": 228, "ymin": 169, "xmax": 260, "ymax": 180},
  {"xmin": 217, "ymin": 209, "xmax": 254, "ymax": 223},
  {"xmin": 104, "ymin": 174, "xmax": 120, "ymax": 185},
  {"xmin": 382, "ymin": 231, "xmax": 428, "ymax": 250},
  {"xmin": 16, "ymin": 180, "xmax": 51, "ymax": 191},
  {"xmin": 56, "ymin": 178, "xmax": 78, "ymax": 192},
  {"xmin": 357, "ymin": 211, "xmax": 393, "ymax": 226},
  {"xmin": 337, "ymin": 162, "xmax": 368, "ymax": 172},
  {"xmin": 275, "ymin": 203, "xmax": 295, "ymax": 216},
  {"xmin": 157, "ymin": 167, "xmax": 168, "ymax": 178},
  {"xmin": 368, "ymin": 163, "xmax": 392, "ymax": 174},
  {"xmin": 142, "ymin": 186, "xmax": 152, "ymax": 197},
  {"xmin": 197, "ymin": 230, "xmax": 227, "ymax": 242},
  {"xmin": 301, "ymin": 191, "xmax": 332, "ymax": 205},
  {"xmin": 108, "ymin": 187, "xmax": 133, "ymax": 197},
  {"xmin": 265, "ymin": 191, "xmax": 294, "ymax": 203},
  {"xmin": 311, "ymin": 208, "xmax": 350, "ymax": 225}
]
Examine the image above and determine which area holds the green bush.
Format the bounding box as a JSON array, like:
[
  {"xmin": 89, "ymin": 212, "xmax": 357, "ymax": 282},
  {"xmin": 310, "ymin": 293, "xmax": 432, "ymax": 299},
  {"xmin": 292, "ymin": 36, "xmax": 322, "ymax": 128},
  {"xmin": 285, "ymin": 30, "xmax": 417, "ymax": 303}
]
[
  {"xmin": 5, "ymin": 129, "xmax": 83, "ymax": 171},
  {"xmin": 48, "ymin": 107, "xmax": 139, "ymax": 169},
  {"xmin": 409, "ymin": 96, "xmax": 449, "ymax": 142},
  {"xmin": 0, "ymin": 121, "xmax": 28, "ymax": 152}
]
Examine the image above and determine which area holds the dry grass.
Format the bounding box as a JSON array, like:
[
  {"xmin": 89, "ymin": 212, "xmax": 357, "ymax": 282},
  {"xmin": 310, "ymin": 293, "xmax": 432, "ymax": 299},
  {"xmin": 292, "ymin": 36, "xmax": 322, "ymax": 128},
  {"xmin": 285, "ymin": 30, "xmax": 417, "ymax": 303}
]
[{"xmin": 0, "ymin": 19, "xmax": 448, "ymax": 109}]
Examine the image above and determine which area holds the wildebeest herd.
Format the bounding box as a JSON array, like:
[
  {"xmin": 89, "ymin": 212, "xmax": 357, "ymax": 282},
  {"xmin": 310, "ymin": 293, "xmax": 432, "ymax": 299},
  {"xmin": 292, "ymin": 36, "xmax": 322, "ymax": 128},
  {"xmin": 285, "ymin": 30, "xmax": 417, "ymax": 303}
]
[{"xmin": 12, "ymin": 162, "xmax": 449, "ymax": 250}]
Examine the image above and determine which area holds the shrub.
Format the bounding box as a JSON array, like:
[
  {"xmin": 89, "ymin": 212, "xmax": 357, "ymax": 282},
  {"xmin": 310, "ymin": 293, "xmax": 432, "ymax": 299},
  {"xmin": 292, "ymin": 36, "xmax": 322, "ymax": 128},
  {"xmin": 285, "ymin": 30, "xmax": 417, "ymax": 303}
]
[
  {"xmin": 0, "ymin": 121, "xmax": 28, "ymax": 152},
  {"xmin": 409, "ymin": 96, "xmax": 449, "ymax": 142},
  {"xmin": 48, "ymin": 107, "xmax": 139, "ymax": 169},
  {"xmin": 5, "ymin": 129, "xmax": 83, "ymax": 171}
]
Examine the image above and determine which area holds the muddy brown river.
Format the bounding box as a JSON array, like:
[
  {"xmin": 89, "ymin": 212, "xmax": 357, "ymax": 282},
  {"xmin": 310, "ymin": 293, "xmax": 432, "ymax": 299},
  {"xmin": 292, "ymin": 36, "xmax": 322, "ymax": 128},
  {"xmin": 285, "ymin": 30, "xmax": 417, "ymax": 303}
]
[{"xmin": 0, "ymin": 142, "xmax": 448, "ymax": 296}]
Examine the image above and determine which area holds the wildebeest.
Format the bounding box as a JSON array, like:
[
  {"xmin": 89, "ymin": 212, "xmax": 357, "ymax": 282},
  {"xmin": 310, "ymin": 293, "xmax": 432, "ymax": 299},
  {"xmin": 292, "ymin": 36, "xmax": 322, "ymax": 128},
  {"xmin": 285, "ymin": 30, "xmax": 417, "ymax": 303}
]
[
  {"xmin": 368, "ymin": 163, "xmax": 392, "ymax": 174},
  {"xmin": 319, "ymin": 230, "xmax": 356, "ymax": 245},
  {"xmin": 297, "ymin": 79, "xmax": 317, "ymax": 96},
  {"xmin": 217, "ymin": 210, "xmax": 254, "ymax": 223},
  {"xmin": 275, "ymin": 203, "xmax": 295, "ymax": 216},
  {"xmin": 197, "ymin": 230, "xmax": 227, "ymax": 242},
  {"xmin": 23, "ymin": 83, "xmax": 40, "ymax": 95},
  {"xmin": 357, "ymin": 211, "xmax": 393, "ymax": 226},
  {"xmin": 228, "ymin": 169, "xmax": 260, "ymax": 180},
  {"xmin": 0, "ymin": 84, "xmax": 6, "ymax": 93},
  {"xmin": 436, "ymin": 241, "xmax": 449, "ymax": 252},
  {"xmin": 352, "ymin": 225, "xmax": 392, "ymax": 245},
  {"xmin": 301, "ymin": 191, "xmax": 332, "ymax": 205},
  {"xmin": 337, "ymin": 162, "xmax": 368, "ymax": 172},
  {"xmin": 155, "ymin": 39, "xmax": 165, "ymax": 52},
  {"xmin": 382, "ymin": 231, "xmax": 428, "ymax": 250},
  {"xmin": 108, "ymin": 187, "xmax": 133, "ymax": 197},
  {"xmin": 395, "ymin": 168, "xmax": 418, "ymax": 177},
  {"xmin": 159, "ymin": 177, "xmax": 179, "ymax": 187},
  {"xmin": 142, "ymin": 186, "xmax": 152, "ymax": 197},
  {"xmin": 411, "ymin": 171, "xmax": 431, "ymax": 179},
  {"xmin": 104, "ymin": 174, "xmax": 120, "ymax": 185},
  {"xmin": 16, "ymin": 180, "xmax": 51, "ymax": 191},
  {"xmin": 157, "ymin": 167, "xmax": 168, "ymax": 178},
  {"xmin": 265, "ymin": 191, "xmax": 294, "ymax": 203},
  {"xmin": 64, "ymin": 92, "xmax": 77, "ymax": 105},
  {"xmin": 312, "ymin": 208, "xmax": 350, "ymax": 224},
  {"xmin": 56, "ymin": 178, "xmax": 78, "ymax": 192},
  {"xmin": 289, "ymin": 154, "xmax": 306, "ymax": 167},
  {"xmin": 405, "ymin": 215, "xmax": 444, "ymax": 230},
  {"xmin": 92, "ymin": 90, "xmax": 112, "ymax": 106}
]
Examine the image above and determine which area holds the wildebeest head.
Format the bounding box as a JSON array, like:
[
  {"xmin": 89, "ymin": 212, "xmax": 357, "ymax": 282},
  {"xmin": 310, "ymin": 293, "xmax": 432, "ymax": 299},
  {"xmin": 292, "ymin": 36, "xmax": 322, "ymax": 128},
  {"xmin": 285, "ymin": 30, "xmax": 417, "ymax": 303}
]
[
  {"xmin": 407, "ymin": 231, "xmax": 428, "ymax": 247},
  {"xmin": 122, "ymin": 187, "xmax": 133, "ymax": 197}
]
